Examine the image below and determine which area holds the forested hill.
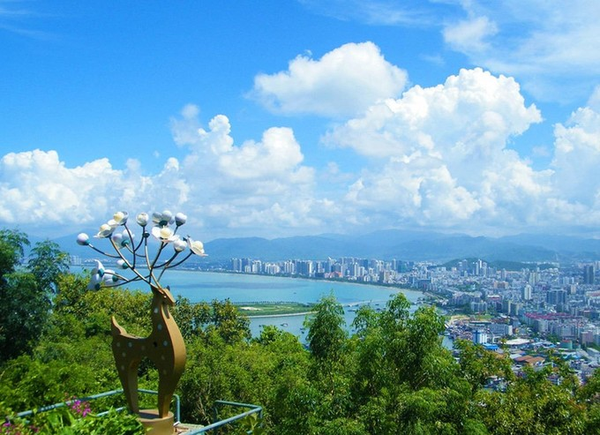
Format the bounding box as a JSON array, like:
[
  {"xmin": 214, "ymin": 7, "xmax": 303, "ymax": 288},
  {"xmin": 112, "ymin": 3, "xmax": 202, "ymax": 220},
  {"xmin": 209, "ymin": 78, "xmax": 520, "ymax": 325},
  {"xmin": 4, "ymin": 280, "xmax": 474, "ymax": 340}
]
[
  {"xmin": 198, "ymin": 231, "xmax": 600, "ymax": 263},
  {"xmin": 58, "ymin": 229, "xmax": 600, "ymax": 263}
]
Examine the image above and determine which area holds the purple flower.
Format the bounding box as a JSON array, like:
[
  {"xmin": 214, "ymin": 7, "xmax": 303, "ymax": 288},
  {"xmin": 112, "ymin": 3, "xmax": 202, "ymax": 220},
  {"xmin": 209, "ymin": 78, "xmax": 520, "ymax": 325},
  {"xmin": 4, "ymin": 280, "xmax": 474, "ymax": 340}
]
[{"xmin": 70, "ymin": 397, "xmax": 92, "ymax": 418}]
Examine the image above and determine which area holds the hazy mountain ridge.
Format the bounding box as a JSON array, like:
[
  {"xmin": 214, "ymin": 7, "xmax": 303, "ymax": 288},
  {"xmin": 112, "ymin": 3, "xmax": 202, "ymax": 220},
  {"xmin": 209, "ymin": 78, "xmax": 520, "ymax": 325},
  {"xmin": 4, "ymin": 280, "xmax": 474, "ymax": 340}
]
[
  {"xmin": 203, "ymin": 231, "xmax": 600, "ymax": 263},
  {"xmin": 48, "ymin": 230, "xmax": 600, "ymax": 264}
]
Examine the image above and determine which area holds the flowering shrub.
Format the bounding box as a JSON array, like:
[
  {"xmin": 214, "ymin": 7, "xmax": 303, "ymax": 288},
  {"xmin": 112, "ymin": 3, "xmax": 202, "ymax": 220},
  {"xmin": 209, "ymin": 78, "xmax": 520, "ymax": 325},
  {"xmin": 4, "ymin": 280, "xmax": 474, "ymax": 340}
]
[
  {"xmin": 1, "ymin": 398, "xmax": 145, "ymax": 435},
  {"xmin": 1, "ymin": 419, "xmax": 38, "ymax": 434},
  {"xmin": 68, "ymin": 397, "xmax": 91, "ymax": 419}
]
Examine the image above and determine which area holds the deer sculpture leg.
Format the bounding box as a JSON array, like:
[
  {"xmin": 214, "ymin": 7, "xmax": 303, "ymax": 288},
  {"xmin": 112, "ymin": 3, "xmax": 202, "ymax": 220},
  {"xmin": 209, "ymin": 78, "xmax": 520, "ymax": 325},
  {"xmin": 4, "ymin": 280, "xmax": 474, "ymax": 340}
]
[
  {"xmin": 154, "ymin": 351, "xmax": 185, "ymax": 418},
  {"xmin": 111, "ymin": 318, "xmax": 144, "ymax": 413},
  {"xmin": 111, "ymin": 285, "xmax": 186, "ymax": 420},
  {"xmin": 148, "ymin": 294, "xmax": 186, "ymax": 418}
]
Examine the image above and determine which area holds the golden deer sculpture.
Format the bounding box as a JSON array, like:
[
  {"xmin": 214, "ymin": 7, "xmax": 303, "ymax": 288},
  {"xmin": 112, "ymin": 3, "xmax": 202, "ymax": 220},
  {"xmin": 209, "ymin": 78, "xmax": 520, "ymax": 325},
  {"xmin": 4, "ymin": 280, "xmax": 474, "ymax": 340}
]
[
  {"xmin": 78, "ymin": 210, "xmax": 206, "ymax": 433},
  {"xmin": 111, "ymin": 284, "xmax": 186, "ymax": 418}
]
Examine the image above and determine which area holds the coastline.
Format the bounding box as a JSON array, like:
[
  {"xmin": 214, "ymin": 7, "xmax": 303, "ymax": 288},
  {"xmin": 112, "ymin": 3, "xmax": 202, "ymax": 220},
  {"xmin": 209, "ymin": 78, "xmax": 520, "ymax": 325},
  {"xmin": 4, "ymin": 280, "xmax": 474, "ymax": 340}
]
[
  {"xmin": 73, "ymin": 265, "xmax": 422, "ymax": 296},
  {"xmin": 71, "ymin": 266, "xmax": 426, "ymax": 306},
  {"xmin": 189, "ymin": 268, "xmax": 421, "ymax": 295}
]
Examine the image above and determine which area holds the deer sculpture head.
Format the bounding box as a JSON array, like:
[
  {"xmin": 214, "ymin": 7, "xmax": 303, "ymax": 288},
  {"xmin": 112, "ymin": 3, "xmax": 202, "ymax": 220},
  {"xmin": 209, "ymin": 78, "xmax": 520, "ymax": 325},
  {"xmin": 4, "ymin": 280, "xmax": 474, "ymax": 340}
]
[{"xmin": 154, "ymin": 283, "xmax": 176, "ymax": 306}]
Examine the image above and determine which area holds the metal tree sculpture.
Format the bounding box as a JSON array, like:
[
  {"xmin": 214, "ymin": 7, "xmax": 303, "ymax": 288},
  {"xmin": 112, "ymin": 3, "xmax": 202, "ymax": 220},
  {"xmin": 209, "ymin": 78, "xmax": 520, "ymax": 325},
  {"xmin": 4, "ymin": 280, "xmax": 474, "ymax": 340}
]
[{"xmin": 77, "ymin": 210, "xmax": 206, "ymax": 432}]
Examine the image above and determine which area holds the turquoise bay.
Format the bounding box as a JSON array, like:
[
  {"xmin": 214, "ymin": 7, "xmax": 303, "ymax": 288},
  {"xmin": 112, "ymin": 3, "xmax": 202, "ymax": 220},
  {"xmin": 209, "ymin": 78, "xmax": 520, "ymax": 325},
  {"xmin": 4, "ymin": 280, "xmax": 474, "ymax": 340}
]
[
  {"xmin": 74, "ymin": 268, "xmax": 423, "ymax": 338},
  {"xmin": 161, "ymin": 270, "xmax": 423, "ymax": 338},
  {"xmin": 158, "ymin": 270, "xmax": 421, "ymax": 305}
]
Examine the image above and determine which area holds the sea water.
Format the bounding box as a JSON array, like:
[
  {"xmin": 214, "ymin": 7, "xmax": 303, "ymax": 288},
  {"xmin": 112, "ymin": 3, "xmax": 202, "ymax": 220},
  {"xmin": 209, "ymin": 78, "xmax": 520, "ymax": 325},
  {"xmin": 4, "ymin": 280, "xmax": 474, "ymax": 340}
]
[{"xmin": 73, "ymin": 267, "xmax": 423, "ymax": 339}]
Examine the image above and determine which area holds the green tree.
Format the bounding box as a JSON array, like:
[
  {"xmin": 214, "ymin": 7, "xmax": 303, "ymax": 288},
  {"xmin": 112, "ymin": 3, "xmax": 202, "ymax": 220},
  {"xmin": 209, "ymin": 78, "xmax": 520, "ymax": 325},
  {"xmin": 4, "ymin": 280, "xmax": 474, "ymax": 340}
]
[
  {"xmin": 305, "ymin": 294, "xmax": 347, "ymax": 363},
  {"xmin": 0, "ymin": 230, "xmax": 50, "ymax": 363},
  {"xmin": 52, "ymin": 272, "xmax": 94, "ymax": 318},
  {"xmin": 350, "ymin": 305, "xmax": 388, "ymax": 399},
  {"xmin": 179, "ymin": 326, "xmax": 309, "ymax": 431},
  {"xmin": 579, "ymin": 369, "xmax": 600, "ymax": 434},
  {"xmin": 454, "ymin": 339, "xmax": 514, "ymax": 393},
  {"xmin": 0, "ymin": 229, "xmax": 29, "ymax": 277},
  {"xmin": 0, "ymin": 272, "xmax": 50, "ymax": 363},
  {"xmin": 349, "ymin": 293, "xmax": 474, "ymax": 434},
  {"xmin": 209, "ymin": 299, "xmax": 251, "ymax": 344},
  {"xmin": 477, "ymin": 363, "xmax": 586, "ymax": 435},
  {"xmin": 27, "ymin": 240, "xmax": 70, "ymax": 295},
  {"xmin": 172, "ymin": 296, "xmax": 212, "ymax": 340}
]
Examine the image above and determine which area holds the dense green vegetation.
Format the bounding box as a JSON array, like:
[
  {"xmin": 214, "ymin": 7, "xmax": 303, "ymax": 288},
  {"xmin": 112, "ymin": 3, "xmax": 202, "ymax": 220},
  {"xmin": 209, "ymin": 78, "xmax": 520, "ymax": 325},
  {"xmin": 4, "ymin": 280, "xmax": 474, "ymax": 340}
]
[
  {"xmin": 236, "ymin": 301, "xmax": 314, "ymax": 316},
  {"xmin": 2, "ymin": 229, "xmax": 600, "ymax": 434}
]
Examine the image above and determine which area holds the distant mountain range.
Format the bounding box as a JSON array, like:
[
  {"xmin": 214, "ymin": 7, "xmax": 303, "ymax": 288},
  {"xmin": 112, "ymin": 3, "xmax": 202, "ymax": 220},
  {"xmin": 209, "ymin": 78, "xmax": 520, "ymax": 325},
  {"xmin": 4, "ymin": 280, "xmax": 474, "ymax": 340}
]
[{"xmin": 53, "ymin": 229, "xmax": 600, "ymax": 264}]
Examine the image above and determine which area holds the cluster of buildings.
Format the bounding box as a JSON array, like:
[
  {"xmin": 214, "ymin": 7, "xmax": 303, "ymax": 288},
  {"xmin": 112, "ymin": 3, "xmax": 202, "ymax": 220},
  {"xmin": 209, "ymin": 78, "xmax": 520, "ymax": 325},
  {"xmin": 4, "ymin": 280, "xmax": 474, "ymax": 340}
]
[
  {"xmin": 230, "ymin": 256, "xmax": 600, "ymax": 384},
  {"xmin": 231, "ymin": 257, "xmax": 405, "ymax": 283},
  {"xmin": 430, "ymin": 261, "xmax": 600, "ymax": 347},
  {"xmin": 230, "ymin": 256, "xmax": 600, "ymax": 349}
]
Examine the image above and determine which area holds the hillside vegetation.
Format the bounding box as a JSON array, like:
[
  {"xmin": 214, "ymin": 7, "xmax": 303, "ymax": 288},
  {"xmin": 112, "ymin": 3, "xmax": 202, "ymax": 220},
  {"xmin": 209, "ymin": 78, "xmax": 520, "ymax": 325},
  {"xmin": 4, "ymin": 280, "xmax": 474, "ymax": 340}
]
[{"xmin": 2, "ymin": 229, "xmax": 600, "ymax": 434}]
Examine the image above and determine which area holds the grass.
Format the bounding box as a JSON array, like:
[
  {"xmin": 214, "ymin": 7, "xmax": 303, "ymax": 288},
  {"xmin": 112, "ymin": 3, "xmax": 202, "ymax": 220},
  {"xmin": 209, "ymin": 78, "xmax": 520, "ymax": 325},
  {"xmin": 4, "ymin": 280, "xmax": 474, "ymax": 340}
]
[{"xmin": 235, "ymin": 302, "xmax": 315, "ymax": 317}]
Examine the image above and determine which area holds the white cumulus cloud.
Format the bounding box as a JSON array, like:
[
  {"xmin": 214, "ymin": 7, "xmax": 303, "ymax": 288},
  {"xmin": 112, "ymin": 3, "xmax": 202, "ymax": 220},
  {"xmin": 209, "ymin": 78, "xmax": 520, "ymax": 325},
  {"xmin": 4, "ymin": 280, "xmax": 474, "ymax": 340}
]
[
  {"xmin": 588, "ymin": 85, "xmax": 600, "ymax": 112},
  {"xmin": 251, "ymin": 42, "xmax": 408, "ymax": 118},
  {"xmin": 442, "ymin": 1, "xmax": 600, "ymax": 101},
  {"xmin": 169, "ymin": 106, "xmax": 320, "ymax": 236},
  {"xmin": 0, "ymin": 150, "xmax": 129, "ymax": 229},
  {"xmin": 325, "ymin": 68, "xmax": 541, "ymax": 162},
  {"xmin": 551, "ymin": 107, "xmax": 600, "ymax": 207},
  {"xmin": 0, "ymin": 148, "xmax": 196, "ymax": 235},
  {"xmin": 325, "ymin": 68, "xmax": 553, "ymax": 233},
  {"xmin": 0, "ymin": 106, "xmax": 327, "ymax": 239}
]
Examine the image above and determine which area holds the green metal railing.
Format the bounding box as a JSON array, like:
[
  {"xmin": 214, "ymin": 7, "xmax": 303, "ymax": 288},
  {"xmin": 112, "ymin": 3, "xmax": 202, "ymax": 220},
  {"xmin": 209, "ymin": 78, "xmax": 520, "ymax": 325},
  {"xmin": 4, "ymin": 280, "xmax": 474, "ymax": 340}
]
[
  {"xmin": 15, "ymin": 389, "xmax": 262, "ymax": 434},
  {"xmin": 16, "ymin": 389, "xmax": 167, "ymax": 420},
  {"xmin": 188, "ymin": 400, "xmax": 262, "ymax": 434}
]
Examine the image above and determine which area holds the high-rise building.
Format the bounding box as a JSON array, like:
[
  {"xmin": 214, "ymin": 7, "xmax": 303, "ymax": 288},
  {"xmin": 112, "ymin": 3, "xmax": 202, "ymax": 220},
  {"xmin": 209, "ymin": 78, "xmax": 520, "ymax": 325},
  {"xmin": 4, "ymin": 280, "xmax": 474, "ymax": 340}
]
[
  {"xmin": 473, "ymin": 330, "xmax": 488, "ymax": 344},
  {"xmin": 584, "ymin": 265, "xmax": 595, "ymax": 285},
  {"xmin": 70, "ymin": 255, "xmax": 82, "ymax": 266},
  {"xmin": 296, "ymin": 260, "xmax": 314, "ymax": 276},
  {"xmin": 528, "ymin": 270, "xmax": 540, "ymax": 285},
  {"xmin": 489, "ymin": 323, "xmax": 513, "ymax": 337},
  {"xmin": 231, "ymin": 258, "xmax": 243, "ymax": 272},
  {"xmin": 547, "ymin": 289, "xmax": 567, "ymax": 305},
  {"xmin": 522, "ymin": 284, "xmax": 533, "ymax": 301}
]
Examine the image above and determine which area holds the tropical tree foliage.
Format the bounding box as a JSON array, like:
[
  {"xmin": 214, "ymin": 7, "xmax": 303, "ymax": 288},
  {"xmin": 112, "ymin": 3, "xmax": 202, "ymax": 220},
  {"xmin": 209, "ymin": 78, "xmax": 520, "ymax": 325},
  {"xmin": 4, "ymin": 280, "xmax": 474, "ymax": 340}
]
[
  {"xmin": 1, "ymin": 230, "xmax": 49, "ymax": 362},
  {"xmin": 27, "ymin": 239, "xmax": 71, "ymax": 295},
  {"xmin": 2, "ymin": 229, "xmax": 600, "ymax": 434}
]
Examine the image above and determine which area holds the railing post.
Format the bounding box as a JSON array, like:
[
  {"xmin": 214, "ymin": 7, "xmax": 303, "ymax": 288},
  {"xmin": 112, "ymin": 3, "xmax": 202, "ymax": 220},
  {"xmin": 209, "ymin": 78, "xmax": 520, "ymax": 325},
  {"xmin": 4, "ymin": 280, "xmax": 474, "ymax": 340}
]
[{"xmin": 213, "ymin": 402, "xmax": 219, "ymax": 435}]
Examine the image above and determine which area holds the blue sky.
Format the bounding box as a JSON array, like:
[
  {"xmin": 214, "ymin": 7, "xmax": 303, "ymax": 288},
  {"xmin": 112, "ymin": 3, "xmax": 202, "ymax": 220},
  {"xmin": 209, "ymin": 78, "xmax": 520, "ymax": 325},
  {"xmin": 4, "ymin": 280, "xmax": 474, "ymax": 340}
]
[{"xmin": 1, "ymin": 1, "xmax": 600, "ymax": 242}]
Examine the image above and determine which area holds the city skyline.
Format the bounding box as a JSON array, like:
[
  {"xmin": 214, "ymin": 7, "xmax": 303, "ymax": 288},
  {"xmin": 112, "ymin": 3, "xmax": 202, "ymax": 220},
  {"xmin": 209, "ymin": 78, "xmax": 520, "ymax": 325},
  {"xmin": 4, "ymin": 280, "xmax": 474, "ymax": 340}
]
[{"xmin": 2, "ymin": 1, "xmax": 600, "ymax": 241}]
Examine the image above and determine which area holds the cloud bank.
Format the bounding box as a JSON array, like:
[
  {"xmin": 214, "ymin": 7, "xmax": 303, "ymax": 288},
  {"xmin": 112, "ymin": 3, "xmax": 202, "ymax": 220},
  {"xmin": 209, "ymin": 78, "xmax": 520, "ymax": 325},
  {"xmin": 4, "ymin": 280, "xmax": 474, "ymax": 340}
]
[
  {"xmin": 2, "ymin": 43, "xmax": 600, "ymax": 239},
  {"xmin": 442, "ymin": 1, "xmax": 600, "ymax": 101}
]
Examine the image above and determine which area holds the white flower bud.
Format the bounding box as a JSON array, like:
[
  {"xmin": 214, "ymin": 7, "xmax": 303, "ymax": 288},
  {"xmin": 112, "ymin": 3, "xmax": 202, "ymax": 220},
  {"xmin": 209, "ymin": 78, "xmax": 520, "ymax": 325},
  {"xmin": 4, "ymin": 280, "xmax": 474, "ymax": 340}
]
[
  {"xmin": 111, "ymin": 233, "xmax": 123, "ymax": 245},
  {"xmin": 76, "ymin": 233, "xmax": 90, "ymax": 246},
  {"xmin": 117, "ymin": 259, "xmax": 129, "ymax": 269},
  {"xmin": 173, "ymin": 239, "xmax": 187, "ymax": 252},
  {"xmin": 136, "ymin": 212, "xmax": 149, "ymax": 226},
  {"xmin": 187, "ymin": 238, "xmax": 207, "ymax": 256},
  {"xmin": 175, "ymin": 212, "xmax": 187, "ymax": 226}
]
